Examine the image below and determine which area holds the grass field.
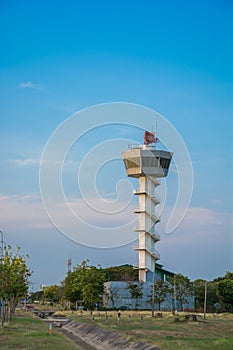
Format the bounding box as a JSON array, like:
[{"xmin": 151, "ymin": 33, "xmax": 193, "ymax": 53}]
[
  {"xmin": 68, "ymin": 310, "xmax": 233, "ymax": 350},
  {"xmin": 1, "ymin": 310, "xmax": 233, "ymax": 350},
  {"xmin": 0, "ymin": 311, "xmax": 78, "ymax": 350}
]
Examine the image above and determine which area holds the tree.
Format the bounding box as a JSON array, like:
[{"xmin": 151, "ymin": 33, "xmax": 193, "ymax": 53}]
[
  {"xmin": 63, "ymin": 271, "xmax": 82, "ymax": 304},
  {"xmin": 104, "ymin": 285, "xmax": 119, "ymax": 309},
  {"xmin": 43, "ymin": 285, "xmax": 60, "ymax": 304},
  {"xmin": 152, "ymin": 280, "xmax": 171, "ymax": 311},
  {"xmin": 214, "ymin": 271, "xmax": 233, "ymax": 282},
  {"xmin": 127, "ymin": 282, "xmax": 144, "ymax": 310},
  {"xmin": 63, "ymin": 260, "xmax": 105, "ymax": 309},
  {"xmin": 194, "ymin": 279, "xmax": 219, "ymax": 312},
  {"xmin": 0, "ymin": 246, "xmax": 31, "ymax": 325},
  {"xmin": 104, "ymin": 265, "xmax": 138, "ymax": 282},
  {"xmin": 170, "ymin": 273, "xmax": 194, "ymax": 311},
  {"xmin": 216, "ymin": 272, "xmax": 233, "ymax": 312}
]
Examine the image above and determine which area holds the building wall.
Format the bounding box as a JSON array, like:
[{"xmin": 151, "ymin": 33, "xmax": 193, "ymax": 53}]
[{"xmin": 103, "ymin": 280, "xmax": 194, "ymax": 311}]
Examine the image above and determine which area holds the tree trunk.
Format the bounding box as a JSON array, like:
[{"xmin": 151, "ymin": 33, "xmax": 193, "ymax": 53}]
[
  {"xmin": 1, "ymin": 301, "xmax": 5, "ymax": 327},
  {"xmin": 1, "ymin": 300, "xmax": 7, "ymax": 326},
  {"xmin": 5, "ymin": 302, "xmax": 9, "ymax": 322},
  {"xmin": 10, "ymin": 295, "xmax": 18, "ymax": 321}
]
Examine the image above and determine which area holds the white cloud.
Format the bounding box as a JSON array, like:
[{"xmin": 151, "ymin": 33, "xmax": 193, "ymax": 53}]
[
  {"xmin": 210, "ymin": 199, "xmax": 223, "ymax": 205},
  {"xmin": 159, "ymin": 206, "xmax": 232, "ymax": 247},
  {"xmin": 9, "ymin": 158, "xmax": 39, "ymax": 166},
  {"xmin": 182, "ymin": 207, "xmax": 225, "ymax": 226},
  {"xmin": 1, "ymin": 189, "xmax": 231, "ymax": 253},
  {"xmin": 0, "ymin": 194, "xmax": 52, "ymax": 230},
  {"xmin": 18, "ymin": 81, "xmax": 42, "ymax": 90},
  {"xmin": 57, "ymin": 196, "xmax": 136, "ymax": 228},
  {"xmin": 6, "ymin": 158, "xmax": 81, "ymax": 169},
  {"xmin": 160, "ymin": 206, "xmax": 228, "ymax": 232},
  {"xmin": 1, "ymin": 193, "xmax": 231, "ymax": 281},
  {"xmin": 158, "ymin": 206, "xmax": 233, "ymax": 280},
  {"xmin": 0, "ymin": 192, "xmax": 135, "ymax": 232}
]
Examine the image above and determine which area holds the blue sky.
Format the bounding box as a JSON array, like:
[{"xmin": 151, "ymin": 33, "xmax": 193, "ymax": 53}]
[{"xmin": 0, "ymin": 0, "xmax": 232, "ymax": 291}]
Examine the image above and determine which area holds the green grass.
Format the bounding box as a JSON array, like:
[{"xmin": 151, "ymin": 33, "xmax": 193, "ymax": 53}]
[
  {"xmin": 67, "ymin": 310, "xmax": 233, "ymax": 350},
  {"xmin": 0, "ymin": 311, "xmax": 78, "ymax": 350},
  {"xmin": 1, "ymin": 310, "xmax": 233, "ymax": 350}
]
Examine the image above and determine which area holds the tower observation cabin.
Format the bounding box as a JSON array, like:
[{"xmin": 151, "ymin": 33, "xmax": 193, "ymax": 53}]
[{"xmin": 122, "ymin": 131, "xmax": 172, "ymax": 282}]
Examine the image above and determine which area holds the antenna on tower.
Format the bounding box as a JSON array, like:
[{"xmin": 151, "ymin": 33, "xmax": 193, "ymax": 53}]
[
  {"xmin": 151, "ymin": 114, "xmax": 159, "ymax": 138},
  {"xmin": 67, "ymin": 258, "xmax": 72, "ymax": 274},
  {"xmin": 155, "ymin": 114, "xmax": 159, "ymax": 138}
]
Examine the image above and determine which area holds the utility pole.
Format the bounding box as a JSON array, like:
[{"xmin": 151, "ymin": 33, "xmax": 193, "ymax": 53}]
[
  {"xmin": 67, "ymin": 258, "xmax": 72, "ymax": 274},
  {"xmin": 174, "ymin": 282, "xmax": 177, "ymax": 314},
  {"xmin": 0, "ymin": 230, "xmax": 5, "ymax": 323},
  {"xmin": 0, "ymin": 230, "xmax": 5, "ymax": 260},
  {"xmin": 204, "ymin": 280, "xmax": 207, "ymax": 320},
  {"xmin": 151, "ymin": 262, "xmax": 155, "ymax": 317}
]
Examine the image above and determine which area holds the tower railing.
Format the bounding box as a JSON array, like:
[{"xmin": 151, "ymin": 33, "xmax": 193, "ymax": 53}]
[{"xmin": 133, "ymin": 245, "xmax": 160, "ymax": 258}]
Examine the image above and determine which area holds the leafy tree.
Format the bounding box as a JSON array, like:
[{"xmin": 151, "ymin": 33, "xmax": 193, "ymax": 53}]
[
  {"xmin": 0, "ymin": 246, "xmax": 31, "ymax": 325},
  {"xmin": 104, "ymin": 265, "xmax": 138, "ymax": 282},
  {"xmin": 63, "ymin": 271, "xmax": 82, "ymax": 303},
  {"xmin": 30, "ymin": 289, "xmax": 44, "ymax": 303},
  {"xmin": 152, "ymin": 280, "xmax": 171, "ymax": 311},
  {"xmin": 43, "ymin": 285, "xmax": 60, "ymax": 304},
  {"xmin": 214, "ymin": 271, "xmax": 233, "ymax": 282},
  {"xmin": 127, "ymin": 282, "xmax": 144, "ymax": 310},
  {"xmin": 194, "ymin": 279, "xmax": 219, "ymax": 312},
  {"xmin": 217, "ymin": 273, "xmax": 233, "ymax": 312},
  {"xmin": 104, "ymin": 285, "xmax": 120, "ymax": 309},
  {"xmin": 63, "ymin": 260, "xmax": 105, "ymax": 309},
  {"xmin": 170, "ymin": 273, "xmax": 194, "ymax": 311}
]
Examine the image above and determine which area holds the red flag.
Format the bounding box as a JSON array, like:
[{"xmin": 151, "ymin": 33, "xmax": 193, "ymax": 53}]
[{"xmin": 144, "ymin": 131, "xmax": 158, "ymax": 145}]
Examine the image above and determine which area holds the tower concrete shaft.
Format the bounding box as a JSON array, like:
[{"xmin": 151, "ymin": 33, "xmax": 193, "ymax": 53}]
[
  {"xmin": 134, "ymin": 175, "xmax": 161, "ymax": 281},
  {"xmin": 122, "ymin": 145, "xmax": 172, "ymax": 282}
]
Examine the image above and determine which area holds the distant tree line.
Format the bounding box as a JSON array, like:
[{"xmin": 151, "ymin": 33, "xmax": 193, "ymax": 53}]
[
  {"xmin": 194, "ymin": 272, "xmax": 233, "ymax": 313},
  {"xmin": 2, "ymin": 248, "xmax": 232, "ymax": 328},
  {"xmin": 29, "ymin": 260, "xmax": 233, "ymax": 313}
]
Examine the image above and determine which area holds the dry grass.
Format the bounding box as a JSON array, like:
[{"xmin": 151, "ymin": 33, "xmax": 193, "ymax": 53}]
[
  {"xmin": 64, "ymin": 310, "xmax": 233, "ymax": 350},
  {"xmin": 1, "ymin": 309, "xmax": 232, "ymax": 350}
]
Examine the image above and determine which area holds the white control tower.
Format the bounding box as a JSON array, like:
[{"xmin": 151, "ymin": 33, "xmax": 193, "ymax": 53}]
[{"xmin": 122, "ymin": 131, "xmax": 172, "ymax": 282}]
